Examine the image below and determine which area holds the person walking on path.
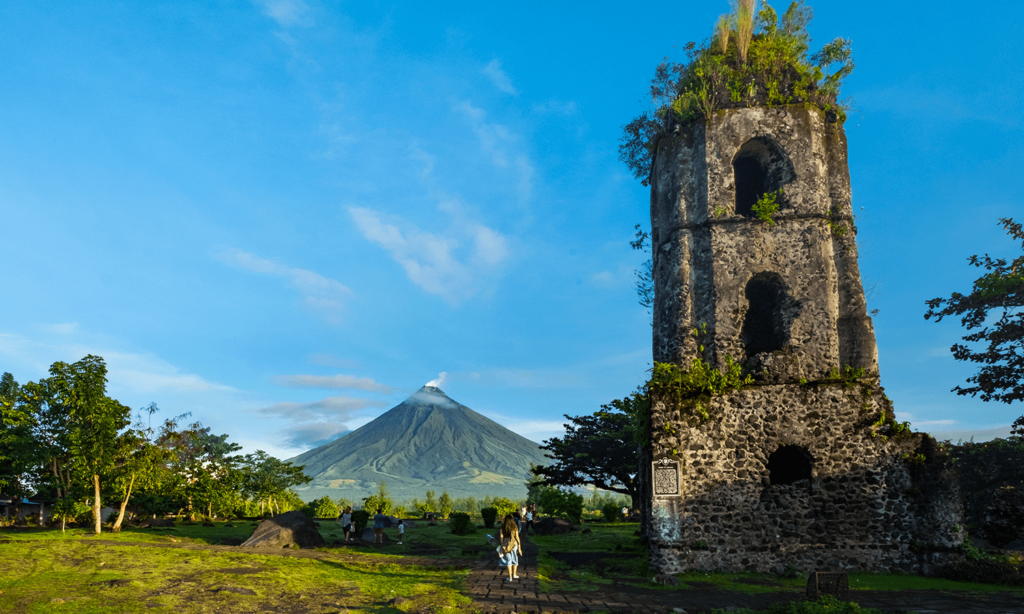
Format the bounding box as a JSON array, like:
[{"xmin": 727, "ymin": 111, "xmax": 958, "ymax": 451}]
[
  {"xmin": 397, "ymin": 519, "xmax": 404, "ymax": 544},
  {"xmin": 373, "ymin": 508, "xmax": 386, "ymax": 545},
  {"xmin": 340, "ymin": 507, "xmax": 353, "ymax": 541},
  {"xmin": 498, "ymin": 514, "xmax": 523, "ymax": 581},
  {"xmin": 524, "ymin": 507, "xmax": 533, "ymax": 535}
]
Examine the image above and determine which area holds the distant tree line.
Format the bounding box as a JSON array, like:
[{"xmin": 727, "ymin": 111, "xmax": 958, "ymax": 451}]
[{"xmin": 0, "ymin": 355, "xmax": 311, "ymax": 533}]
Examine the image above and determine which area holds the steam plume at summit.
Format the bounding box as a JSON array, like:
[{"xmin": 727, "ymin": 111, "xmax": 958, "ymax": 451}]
[{"xmin": 425, "ymin": 372, "xmax": 447, "ymax": 387}]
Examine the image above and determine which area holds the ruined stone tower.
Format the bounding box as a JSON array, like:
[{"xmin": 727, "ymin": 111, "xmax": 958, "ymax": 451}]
[{"xmin": 647, "ymin": 105, "xmax": 963, "ymax": 574}]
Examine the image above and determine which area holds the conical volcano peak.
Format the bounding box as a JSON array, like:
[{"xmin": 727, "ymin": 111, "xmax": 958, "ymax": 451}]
[
  {"xmin": 409, "ymin": 384, "xmax": 456, "ymax": 407},
  {"xmin": 287, "ymin": 381, "xmax": 549, "ymax": 502}
]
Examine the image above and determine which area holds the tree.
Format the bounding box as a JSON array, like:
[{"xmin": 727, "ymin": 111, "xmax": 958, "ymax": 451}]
[
  {"xmin": 0, "ymin": 373, "xmax": 39, "ymax": 511},
  {"xmin": 438, "ymin": 490, "xmax": 453, "ymax": 519},
  {"xmin": 363, "ymin": 480, "xmax": 393, "ymax": 515},
  {"xmin": 47, "ymin": 356, "xmax": 131, "ymax": 534},
  {"xmin": 631, "ymin": 224, "xmax": 654, "ymax": 316},
  {"xmin": 239, "ymin": 450, "xmax": 310, "ymax": 515},
  {"xmin": 538, "ymin": 488, "xmax": 584, "ymax": 524},
  {"xmin": 925, "ymin": 218, "xmax": 1024, "ymax": 405},
  {"xmin": 534, "ymin": 392, "xmax": 646, "ymax": 510}
]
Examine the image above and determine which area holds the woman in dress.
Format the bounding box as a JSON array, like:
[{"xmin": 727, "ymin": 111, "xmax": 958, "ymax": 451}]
[{"xmin": 498, "ymin": 514, "xmax": 523, "ymax": 581}]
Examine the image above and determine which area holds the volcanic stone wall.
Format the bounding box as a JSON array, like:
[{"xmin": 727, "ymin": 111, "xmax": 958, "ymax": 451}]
[
  {"xmin": 647, "ymin": 105, "xmax": 963, "ymax": 573},
  {"xmin": 648, "ymin": 382, "xmax": 963, "ymax": 574}
]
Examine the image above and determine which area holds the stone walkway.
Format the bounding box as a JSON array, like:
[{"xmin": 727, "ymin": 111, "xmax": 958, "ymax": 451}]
[{"xmin": 463, "ymin": 534, "xmax": 1024, "ymax": 614}]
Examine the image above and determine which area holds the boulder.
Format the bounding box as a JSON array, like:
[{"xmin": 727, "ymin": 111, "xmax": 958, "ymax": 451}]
[
  {"xmin": 359, "ymin": 527, "xmax": 392, "ymax": 544},
  {"xmin": 239, "ymin": 511, "xmax": 325, "ymax": 549},
  {"xmin": 383, "ymin": 516, "xmax": 415, "ymax": 528},
  {"xmin": 534, "ymin": 517, "xmax": 576, "ymax": 535}
]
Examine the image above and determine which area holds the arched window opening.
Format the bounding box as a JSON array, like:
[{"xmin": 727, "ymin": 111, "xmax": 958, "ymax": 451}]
[
  {"xmin": 732, "ymin": 137, "xmax": 796, "ymax": 217},
  {"xmin": 741, "ymin": 272, "xmax": 789, "ymax": 356},
  {"xmin": 767, "ymin": 445, "xmax": 813, "ymax": 486}
]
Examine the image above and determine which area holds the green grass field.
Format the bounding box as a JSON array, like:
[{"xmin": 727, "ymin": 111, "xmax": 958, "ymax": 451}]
[{"xmin": 2, "ymin": 519, "xmax": 1021, "ymax": 613}]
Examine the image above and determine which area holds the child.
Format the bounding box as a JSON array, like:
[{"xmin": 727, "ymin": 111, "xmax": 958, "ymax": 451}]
[{"xmin": 397, "ymin": 519, "xmax": 404, "ymax": 544}]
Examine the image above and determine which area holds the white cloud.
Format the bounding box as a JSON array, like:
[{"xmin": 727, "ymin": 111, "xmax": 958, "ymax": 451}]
[
  {"xmin": 219, "ymin": 250, "xmax": 351, "ymax": 322},
  {"xmin": 253, "ymin": 0, "xmax": 310, "ymax": 27},
  {"xmin": 254, "ymin": 395, "xmax": 386, "ymax": 450},
  {"xmin": 255, "ymin": 394, "xmax": 385, "ymax": 422},
  {"xmin": 482, "ymin": 59, "xmax": 517, "ymax": 95},
  {"xmin": 425, "ymin": 372, "xmax": 447, "ymax": 387},
  {"xmin": 455, "ymin": 101, "xmax": 534, "ymax": 201},
  {"xmin": 272, "ymin": 373, "xmax": 393, "ymax": 394},
  {"xmin": 45, "ymin": 323, "xmax": 79, "ymax": 335},
  {"xmin": 347, "ymin": 205, "xmax": 509, "ymax": 303}
]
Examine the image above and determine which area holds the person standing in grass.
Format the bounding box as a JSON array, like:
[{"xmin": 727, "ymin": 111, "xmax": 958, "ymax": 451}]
[
  {"xmin": 340, "ymin": 507, "xmax": 353, "ymax": 542},
  {"xmin": 373, "ymin": 508, "xmax": 385, "ymax": 545},
  {"xmin": 397, "ymin": 519, "xmax": 404, "ymax": 544},
  {"xmin": 498, "ymin": 515, "xmax": 523, "ymax": 581}
]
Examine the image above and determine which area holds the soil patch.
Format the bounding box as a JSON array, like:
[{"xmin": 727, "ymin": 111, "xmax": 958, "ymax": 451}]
[
  {"xmin": 549, "ymin": 551, "xmax": 639, "ymax": 568},
  {"xmin": 733, "ymin": 577, "xmax": 784, "ymax": 587},
  {"xmin": 215, "ymin": 567, "xmax": 263, "ymax": 575}
]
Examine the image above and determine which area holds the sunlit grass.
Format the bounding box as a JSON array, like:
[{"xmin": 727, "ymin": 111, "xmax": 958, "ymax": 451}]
[{"xmin": 0, "ymin": 523, "xmax": 475, "ymax": 613}]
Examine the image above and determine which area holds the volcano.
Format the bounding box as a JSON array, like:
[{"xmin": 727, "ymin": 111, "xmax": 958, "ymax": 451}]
[{"xmin": 287, "ymin": 386, "xmax": 550, "ymax": 502}]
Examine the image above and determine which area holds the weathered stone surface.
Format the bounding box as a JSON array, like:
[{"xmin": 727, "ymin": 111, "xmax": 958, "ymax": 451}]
[
  {"xmin": 239, "ymin": 511, "xmax": 325, "ymax": 549},
  {"xmin": 648, "ymin": 105, "xmax": 962, "ymax": 574}
]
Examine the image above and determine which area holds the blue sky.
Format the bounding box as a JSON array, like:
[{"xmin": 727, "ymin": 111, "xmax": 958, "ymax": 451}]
[{"xmin": 1, "ymin": 0, "xmax": 1021, "ymax": 458}]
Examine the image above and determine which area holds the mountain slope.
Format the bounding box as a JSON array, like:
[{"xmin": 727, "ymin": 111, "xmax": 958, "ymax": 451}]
[{"xmin": 288, "ymin": 386, "xmax": 550, "ymax": 502}]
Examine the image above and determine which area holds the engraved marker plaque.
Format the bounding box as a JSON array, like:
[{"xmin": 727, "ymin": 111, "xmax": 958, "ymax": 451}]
[{"xmin": 653, "ymin": 458, "xmax": 680, "ymax": 497}]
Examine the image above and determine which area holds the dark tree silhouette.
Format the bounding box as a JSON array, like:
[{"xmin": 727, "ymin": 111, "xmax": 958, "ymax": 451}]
[{"xmin": 925, "ymin": 217, "xmax": 1023, "ymax": 405}]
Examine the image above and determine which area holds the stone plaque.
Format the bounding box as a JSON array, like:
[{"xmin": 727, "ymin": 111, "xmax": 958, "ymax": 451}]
[
  {"xmin": 806, "ymin": 571, "xmax": 850, "ymax": 600},
  {"xmin": 653, "ymin": 458, "xmax": 680, "ymax": 497}
]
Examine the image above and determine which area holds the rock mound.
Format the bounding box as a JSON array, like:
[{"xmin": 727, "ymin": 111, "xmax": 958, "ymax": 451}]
[
  {"xmin": 140, "ymin": 518, "xmax": 175, "ymax": 528},
  {"xmin": 535, "ymin": 517, "xmax": 576, "ymax": 535},
  {"xmin": 359, "ymin": 527, "xmax": 392, "ymax": 544},
  {"xmin": 239, "ymin": 511, "xmax": 324, "ymax": 549}
]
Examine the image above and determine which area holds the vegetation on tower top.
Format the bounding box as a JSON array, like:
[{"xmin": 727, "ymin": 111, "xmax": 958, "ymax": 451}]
[{"xmin": 620, "ymin": 0, "xmax": 855, "ymax": 186}]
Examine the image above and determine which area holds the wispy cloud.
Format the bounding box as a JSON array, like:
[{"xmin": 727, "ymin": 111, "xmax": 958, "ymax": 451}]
[
  {"xmin": 219, "ymin": 250, "xmax": 351, "ymax": 322},
  {"xmin": 455, "ymin": 101, "xmax": 534, "ymax": 201},
  {"xmin": 482, "ymin": 59, "xmax": 517, "ymax": 95},
  {"xmin": 256, "ymin": 395, "xmax": 384, "ymax": 422},
  {"xmin": 253, "ymin": 0, "xmax": 311, "ymax": 27},
  {"xmin": 347, "ymin": 204, "xmax": 509, "ymax": 303},
  {"xmin": 254, "ymin": 395, "xmax": 386, "ymax": 449},
  {"xmin": 45, "ymin": 323, "xmax": 79, "ymax": 335},
  {"xmin": 0, "ymin": 332, "xmax": 236, "ymax": 395},
  {"xmin": 272, "ymin": 373, "xmax": 393, "ymax": 393}
]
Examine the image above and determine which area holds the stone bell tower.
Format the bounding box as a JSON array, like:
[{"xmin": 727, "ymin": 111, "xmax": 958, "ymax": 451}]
[{"xmin": 647, "ymin": 105, "xmax": 963, "ymax": 574}]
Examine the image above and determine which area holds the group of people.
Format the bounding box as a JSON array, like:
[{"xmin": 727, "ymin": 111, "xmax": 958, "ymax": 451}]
[{"xmin": 335, "ymin": 506, "xmax": 404, "ymax": 545}]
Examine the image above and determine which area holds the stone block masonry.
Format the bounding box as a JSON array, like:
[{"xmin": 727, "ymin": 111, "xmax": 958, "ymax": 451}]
[{"xmin": 647, "ymin": 105, "xmax": 964, "ymax": 574}]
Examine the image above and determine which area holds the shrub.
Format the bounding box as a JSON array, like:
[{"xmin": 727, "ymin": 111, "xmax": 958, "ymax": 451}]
[
  {"xmin": 934, "ymin": 558, "xmax": 1024, "ymax": 587},
  {"xmin": 351, "ymin": 510, "xmax": 370, "ymax": 532},
  {"xmin": 539, "ymin": 488, "xmax": 584, "ymax": 524},
  {"xmin": 601, "ymin": 502, "xmax": 622, "ymax": 522},
  {"xmin": 491, "ymin": 497, "xmax": 518, "ymax": 518},
  {"xmin": 50, "ymin": 498, "xmax": 90, "ymax": 533},
  {"xmin": 481, "ymin": 507, "xmax": 498, "ymax": 528},
  {"xmin": 449, "ymin": 512, "xmax": 476, "ymax": 535}
]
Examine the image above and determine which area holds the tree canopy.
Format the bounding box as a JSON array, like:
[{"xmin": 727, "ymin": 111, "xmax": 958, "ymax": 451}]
[
  {"xmin": 533, "ymin": 391, "xmax": 648, "ymax": 509},
  {"xmin": 619, "ymin": 1, "xmax": 854, "ymax": 186},
  {"xmin": 925, "ymin": 217, "xmax": 1024, "ymax": 405}
]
